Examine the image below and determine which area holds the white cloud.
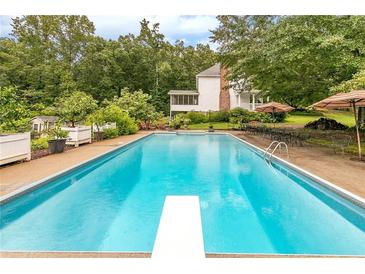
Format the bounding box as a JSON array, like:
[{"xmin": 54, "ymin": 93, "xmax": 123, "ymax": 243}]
[
  {"xmin": 90, "ymin": 15, "xmax": 218, "ymax": 46},
  {"xmin": 1, "ymin": 15, "xmax": 218, "ymax": 47}
]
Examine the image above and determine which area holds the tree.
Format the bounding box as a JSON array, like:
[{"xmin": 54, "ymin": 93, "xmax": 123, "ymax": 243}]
[
  {"xmin": 2, "ymin": 16, "xmax": 217, "ymax": 113},
  {"xmin": 211, "ymin": 16, "xmax": 365, "ymax": 107},
  {"xmin": 57, "ymin": 91, "xmax": 97, "ymax": 127},
  {"xmin": 0, "ymin": 86, "xmax": 30, "ymax": 133},
  {"xmin": 331, "ymin": 69, "xmax": 365, "ymax": 128}
]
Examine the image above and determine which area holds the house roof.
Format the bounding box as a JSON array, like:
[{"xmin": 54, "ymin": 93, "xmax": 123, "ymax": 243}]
[
  {"xmin": 168, "ymin": 90, "xmax": 199, "ymax": 95},
  {"xmin": 31, "ymin": 116, "xmax": 59, "ymax": 122},
  {"xmin": 196, "ymin": 63, "xmax": 221, "ymax": 77}
]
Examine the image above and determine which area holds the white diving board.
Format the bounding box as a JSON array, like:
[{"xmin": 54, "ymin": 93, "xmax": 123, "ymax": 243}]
[{"xmin": 152, "ymin": 195, "xmax": 205, "ymax": 259}]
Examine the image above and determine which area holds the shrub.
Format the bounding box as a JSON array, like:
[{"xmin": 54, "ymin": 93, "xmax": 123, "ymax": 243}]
[
  {"xmin": 269, "ymin": 112, "xmax": 286, "ymax": 122},
  {"xmin": 107, "ymin": 88, "xmax": 162, "ymax": 126},
  {"xmin": 207, "ymin": 111, "xmax": 230, "ymax": 122},
  {"xmin": 152, "ymin": 117, "xmax": 169, "ymax": 130},
  {"xmin": 229, "ymin": 108, "xmax": 253, "ymax": 124},
  {"xmin": 103, "ymin": 128, "xmax": 119, "ymax": 139},
  {"xmin": 0, "ymin": 86, "xmax": 31, "ymax": 133},
  {"xmin": 253, "ymin": 112, "xmax": 272, "ymax": 123},
  {"xmin": 184, "ymin": 112, "xmax": 207, "ymax": 124},
  {"xmin": 49, "ymin": 123, "xmax": 69, "ymax": 139},
  {"xmin": 31, "ymin": 137, "xmax": 49, "ymax": 151},
  {"xmin": 229, "ymin": 107, "xmax": 272, "ymax": 129},
  {"xmin": 103, "ymin": 104, "xmax": 138, "ymax": 135},
  {"xmin": 171, "ymin": 114, "xmax": 190, "ymax": 129}
]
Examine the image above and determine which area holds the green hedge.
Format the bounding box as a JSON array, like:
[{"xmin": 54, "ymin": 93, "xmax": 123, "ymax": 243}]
[{"xmin": 31, "ymin": 137, "xmax": 49, "ymax": 151}]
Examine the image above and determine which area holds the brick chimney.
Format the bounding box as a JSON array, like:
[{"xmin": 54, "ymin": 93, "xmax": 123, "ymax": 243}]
[{"xmin": 219, "ymin": 65, "xmax": 230, "ymax": 111}]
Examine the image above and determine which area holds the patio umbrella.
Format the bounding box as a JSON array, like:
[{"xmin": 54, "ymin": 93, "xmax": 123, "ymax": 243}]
[
  {"xmin": 255, "ymin": 102, "xmax": 294, "ymax": 121},
  {"xmin": 311, "ymin": 90, "xmax": 365, "ymax": 160}
]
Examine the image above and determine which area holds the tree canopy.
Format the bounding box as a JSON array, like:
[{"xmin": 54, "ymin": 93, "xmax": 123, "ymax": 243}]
[
  {"xmin": 211, "ymin": 15, "xmax": 365, "ymax": 108},
  {"xmin": 0, "ymin": 15, "xmax": 217, "ymax": 114}
]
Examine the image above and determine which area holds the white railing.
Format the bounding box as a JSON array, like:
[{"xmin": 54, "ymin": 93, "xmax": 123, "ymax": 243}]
[{"xmin": 264, "ymin": 141, "xmax": 289, "ymax": 163}]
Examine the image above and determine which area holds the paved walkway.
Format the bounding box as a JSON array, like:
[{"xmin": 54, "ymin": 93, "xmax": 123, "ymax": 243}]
[
  {"xmin": 0, "ymin": 131, "xmax": 150, "ymax": 196},
  {"xmin": 232, "ymin": 132, "xmax": 365, "ymax": 198}
]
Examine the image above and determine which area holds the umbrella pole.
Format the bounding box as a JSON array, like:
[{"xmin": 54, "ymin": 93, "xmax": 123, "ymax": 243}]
[{"xmin": 352, "ymin": 101, "xmax": 362, "ymax": 160}]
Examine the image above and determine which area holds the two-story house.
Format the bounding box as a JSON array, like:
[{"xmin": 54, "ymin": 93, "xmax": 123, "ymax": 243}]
[{"xmin": 168, "ymin": 63, "xmax": 268, "ymax": 118}]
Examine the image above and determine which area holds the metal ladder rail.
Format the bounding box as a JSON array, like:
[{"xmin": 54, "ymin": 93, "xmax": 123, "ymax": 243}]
[
  {"xmin": 263, "ymin": 141, "xmax": 280, "ymax": 160},
  {"xmin": 268, "ymin": 142, "xmax": 289, "ymax": 162}
]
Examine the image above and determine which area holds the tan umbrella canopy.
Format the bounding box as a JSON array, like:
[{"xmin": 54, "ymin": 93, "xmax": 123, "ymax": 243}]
[
  {"xmin": 312, "ymin": 90, "xmax": 365, "ymax": 160},
  {"xmin": 255, "ymin": 102, "xmax": 294, "ymax": 122},
  {"xmin": 255, "ymin": 102, "xmax": 295, "ymax": 113}
]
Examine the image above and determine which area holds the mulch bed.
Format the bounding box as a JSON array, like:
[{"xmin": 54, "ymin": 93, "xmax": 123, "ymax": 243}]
[{"xmin": 31, "ymin": 146, "xmax": 75, "ymax": 160}]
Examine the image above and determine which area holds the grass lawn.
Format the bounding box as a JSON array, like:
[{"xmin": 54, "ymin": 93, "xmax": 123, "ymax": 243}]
[
  {"xmin": 188, "ymin": 122, "xmax": 233, "ymax": 130},
  {"xmin": 188, "ymin": 110, "xmax": 356, "ymax": 130},
  {"xmin": 283, "ymin": 111, "xmax": 355, "ymax": 127}
]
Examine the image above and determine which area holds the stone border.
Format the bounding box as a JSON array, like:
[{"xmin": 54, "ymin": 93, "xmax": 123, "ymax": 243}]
[{"xmin": 0, "ymin": 252, "xmax": 151, "ymax": 258}]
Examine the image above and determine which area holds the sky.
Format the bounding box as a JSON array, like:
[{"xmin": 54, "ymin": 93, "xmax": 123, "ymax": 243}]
[{"xmin": 0, "ymin": 15, "xmax": 219, "ymax": 48}]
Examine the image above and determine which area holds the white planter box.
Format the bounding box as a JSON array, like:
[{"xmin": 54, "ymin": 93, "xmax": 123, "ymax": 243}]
[
  {"xmin": 62, "ymin": 126, "xmax": 92, "ymax": 147},
  {"xmin": 92, "ymin": 122, "xmax": 116, "ymax": 132},
  {"xmin": 0, "ymin": 132, "xmax": 31, "ymax": 165}
]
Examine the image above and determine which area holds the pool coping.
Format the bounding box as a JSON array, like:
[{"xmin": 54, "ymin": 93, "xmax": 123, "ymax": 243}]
[{"xmin": 1, "ymin": 130, "xmax": 365, "ymax": 258}]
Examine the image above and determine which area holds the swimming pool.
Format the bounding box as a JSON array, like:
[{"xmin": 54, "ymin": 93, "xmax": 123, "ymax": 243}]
[{"xmin": 1, "ymin": 133, "xmax": 365, "ymax": 255}]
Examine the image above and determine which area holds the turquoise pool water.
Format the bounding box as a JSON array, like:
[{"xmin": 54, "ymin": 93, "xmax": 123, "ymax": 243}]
[{"xmin": 1, "ymin": 133, "xmax": 365, "ymax": 255}]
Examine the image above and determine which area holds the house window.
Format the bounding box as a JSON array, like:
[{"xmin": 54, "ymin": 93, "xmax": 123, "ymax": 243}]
[
  {"xmin": 33, "ymin": 124, "xmax": 38, "ymax": 131},
  {"xmin": 171, "ymin": 95, "xmax": 198, "ymax": 105}
]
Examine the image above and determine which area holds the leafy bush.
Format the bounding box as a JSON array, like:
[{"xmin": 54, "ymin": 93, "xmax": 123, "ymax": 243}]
[
  {"xmin": 229, "ymin": 107, "xmax": 272, "ymax": 129},
  {"xmin": 48, "ymin": 123, "xmax": 69, "ymax": 139},
  {"xmin": 87, "ymin": 108, "xmax": 107, "ymax": 132},
  {"xmin": 184, "ymin": 112, "xmax": 207, "ymax": 124},
  {"xmin": 207, "ymin": 111, "xmax": 230, "ymax": 122},
  {"xmin": 103, "ymin": 128, "xmax": 119, "ymax": 139},
  {"xmin": 31, "ymin": 137, "xmax": 49, "ymax": 151},
  {"xmin": 56, "ymin": 91, "xmax": 98, "ymax": 127},
  {"xmin": 269, "ymin": 112, "xmax": 287, "ymax": 122},
  {"xmin": 170, "ymin": 114, "xmax": 190, "ymax": 129},
  {"xmin": 152, "ymin": 117, "xmax": 169, "ymax": 130},
  {"xmin": 103, "ymin": 104, "xmax": 138, "ymax": 135},
  {"xmin": 0, "ymin": 86, "xmax": 31, "ymax": 133},
  {"xmin": 107, "ymin": 88, "xmax": 162, "ymax": 126},
  {"xmin": 229, "ymin": 108, "xmax": 253, "ymax": 124},
  {"xmin": 254, "ymin": 112, "xmax": 273, "ymax": 123}
]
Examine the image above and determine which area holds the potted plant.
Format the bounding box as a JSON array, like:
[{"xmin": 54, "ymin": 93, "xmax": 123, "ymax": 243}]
[
  {"xmin": 208, "ymin": 124, "xmax": 215, "ymax": 132},
  {"xmin": 48, "ymin": 124, "xmax": 68, "ymax": 154}
]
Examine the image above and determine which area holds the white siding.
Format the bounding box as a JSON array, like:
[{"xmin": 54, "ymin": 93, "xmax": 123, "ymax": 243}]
[
  {"xmin": 196, "ymin": 76, "xmax": 220, "ymax": 111},
  {"xmin": 170, "ymin": 104, "xmax": 201, "ymax": 112},
  {"xmin": 229, "ymin": 88, "xmax": 252, "ymax": 110}
]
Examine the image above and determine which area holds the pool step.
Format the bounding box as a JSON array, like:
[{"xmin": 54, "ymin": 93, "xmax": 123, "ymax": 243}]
[{"xmin": 152, "ymin": 196, "xmax": 205, "ymax": 259}]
